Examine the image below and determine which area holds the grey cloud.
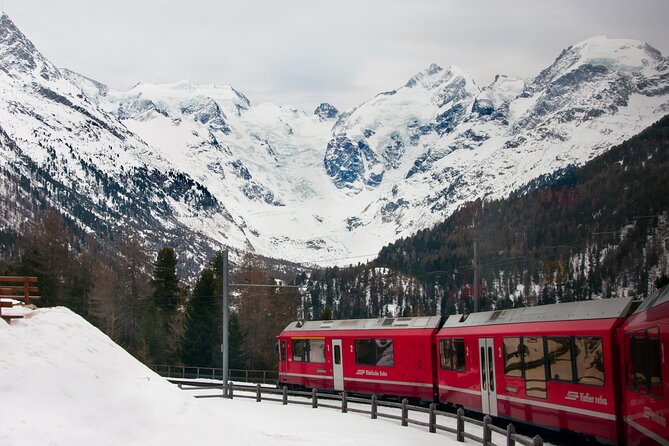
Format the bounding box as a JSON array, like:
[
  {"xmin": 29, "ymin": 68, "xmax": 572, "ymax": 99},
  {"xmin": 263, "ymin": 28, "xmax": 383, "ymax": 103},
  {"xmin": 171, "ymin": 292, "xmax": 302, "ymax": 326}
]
[{"xmin": 2, "ymin": 0, "xmax": 667, "ymax": 111}]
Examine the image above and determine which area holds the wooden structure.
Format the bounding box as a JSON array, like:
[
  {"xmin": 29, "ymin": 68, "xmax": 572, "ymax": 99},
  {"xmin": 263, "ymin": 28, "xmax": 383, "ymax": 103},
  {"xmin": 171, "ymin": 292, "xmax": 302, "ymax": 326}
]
[{"xmin": 0, "ymin": 276, "xmax": 39, "ymax": 323}]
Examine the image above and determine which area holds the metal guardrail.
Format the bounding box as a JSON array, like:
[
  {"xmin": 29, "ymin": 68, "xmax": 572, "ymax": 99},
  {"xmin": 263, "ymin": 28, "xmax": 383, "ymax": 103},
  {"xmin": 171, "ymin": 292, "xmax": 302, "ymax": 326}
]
[
  {"xmin": 172, "ymin": 380, "xmax": 543, "ymax": 446},
  {"xmin": 151, "ymin": 365, "xmax": 278, "ymax": 385}
]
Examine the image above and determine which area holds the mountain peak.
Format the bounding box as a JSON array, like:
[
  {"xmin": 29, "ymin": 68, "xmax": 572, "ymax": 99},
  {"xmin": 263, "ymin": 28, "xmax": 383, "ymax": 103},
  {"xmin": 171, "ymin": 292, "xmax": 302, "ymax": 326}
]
[
  {"xmin": 405, "ymin": 63, "xmax": 444, "ymax": 88},
  {"xmin": 0, "ymin": 12, "xmax": 61, "ymax": 81},
  {"xmin": 532, "ymin": 36, "xmax": 667, "ymax": 90},
  {"xmin": 571, "ymin": 36, "xmax": 665, "ymax": 68},
  {"xmin": 121, "ymin": 80, "xmax": 251, "ymax": 116},
  {"xmin": 314, "ymin": 102, "xmax": 339, "ymax": 120}
]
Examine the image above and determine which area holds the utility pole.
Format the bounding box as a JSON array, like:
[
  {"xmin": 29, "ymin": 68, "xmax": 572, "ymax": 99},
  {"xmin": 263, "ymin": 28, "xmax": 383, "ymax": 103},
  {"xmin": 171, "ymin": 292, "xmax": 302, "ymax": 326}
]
[
  {"xmin": 220, "ymin": 249, "xmax": 301, "ymax": 397},
  {"xmin": 473, "ymin": 240, "xmax": 480, "ymax": 313},
  {"xmin": 222, "ymin": 249, "xmax": 229, "ymax": 396}
]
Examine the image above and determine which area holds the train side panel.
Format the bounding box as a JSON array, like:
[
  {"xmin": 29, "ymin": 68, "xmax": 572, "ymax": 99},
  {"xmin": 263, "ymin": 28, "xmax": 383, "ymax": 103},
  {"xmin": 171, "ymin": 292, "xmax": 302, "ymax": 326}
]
[
  {"xmin": 277, "ymin": 331, "xmax": 335, "ymax": 390},
  {"xmin": 338, "ymin": 329, "xmax": 436, "ymax": 400},
  {"xmin": 620, "ymin": 288, "xmax": 669, "ymax": 446},
  {"xmin": 436, "ymin": 303, "xmax": 632, "ymax": 445},
  {"xmin": 277, "ymin": 317, "xmax": 441, "ymax": 401}
]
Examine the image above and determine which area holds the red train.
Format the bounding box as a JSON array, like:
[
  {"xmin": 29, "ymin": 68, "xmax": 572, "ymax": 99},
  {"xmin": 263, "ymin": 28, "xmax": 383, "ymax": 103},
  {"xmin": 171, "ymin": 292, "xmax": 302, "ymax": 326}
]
[{"xmin": 276, "ymin": 286, "xmax": 669, "ymax": 445}]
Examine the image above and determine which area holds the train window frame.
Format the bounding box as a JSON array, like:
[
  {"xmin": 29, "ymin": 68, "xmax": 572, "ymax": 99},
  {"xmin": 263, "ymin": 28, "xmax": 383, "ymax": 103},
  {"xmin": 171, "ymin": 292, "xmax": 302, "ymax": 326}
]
[
  {"xmin": 629, "ymin": 327, "xmax": 664, "ymax": 399},
  {"xmin": 439, "ymin": 338, "xmax": 466, "ymax": 372},
  {"xmin": 354, "ymin": 338, "xmax": 395, "ymax": 367},
  {"xmin": 547, "ymin": 336, "xmax": 574, "ymax": 383},
  {"xmin": 574, "ymin": 336, "xmax": 605, "ymax": 387},
  {"xmin": 503, "ymin": 337, "xmax": 524, "ymax": 378},
  {"xmin": 291, "ymin": 338, "xmax": 326, "ymax": 364}
]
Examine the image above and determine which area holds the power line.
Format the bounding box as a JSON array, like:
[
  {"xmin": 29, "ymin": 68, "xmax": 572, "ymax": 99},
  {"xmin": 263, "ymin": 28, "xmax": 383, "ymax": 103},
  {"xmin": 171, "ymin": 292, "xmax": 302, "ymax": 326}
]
[{"xmin": 301, "ymin": 253, "xmax": 379, "ymax": 264}]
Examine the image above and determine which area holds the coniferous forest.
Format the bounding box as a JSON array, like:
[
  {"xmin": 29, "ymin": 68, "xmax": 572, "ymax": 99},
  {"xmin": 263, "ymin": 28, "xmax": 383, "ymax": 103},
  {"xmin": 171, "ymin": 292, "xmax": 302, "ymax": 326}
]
[
  {"xmin": 1, "ymin": 116, "xmax": 668, "ymax": 370},
  {"xmin": 298, "ymin": 115, "xmax": 669, "ymax": 319}
]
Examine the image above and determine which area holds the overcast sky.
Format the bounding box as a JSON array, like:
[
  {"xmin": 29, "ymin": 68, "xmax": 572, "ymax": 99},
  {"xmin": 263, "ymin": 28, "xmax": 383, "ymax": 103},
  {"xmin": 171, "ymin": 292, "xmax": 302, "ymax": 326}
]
[{"xmin": 2, "ymin": 0, "xmax": 668, "ymax": 112}]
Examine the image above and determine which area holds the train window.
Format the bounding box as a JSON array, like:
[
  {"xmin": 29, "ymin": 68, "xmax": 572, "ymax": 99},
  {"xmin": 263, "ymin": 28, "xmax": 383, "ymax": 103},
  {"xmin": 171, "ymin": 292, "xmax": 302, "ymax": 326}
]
[
  {"xmin": 504, "ymin": 337, "xmax": 524, "ymax": 377},
  {"xmin": 648, "ymin": 328, "xmax": 663, "ymax": 398},
  {"xmin": 631, "ymin": 331, "xmax": 648, "ymax": 391},
  {"xmin": 354, "ymin": 338, "xmax": 394, "ymax": 367},
  {"xmin": 334, "ymin": 345, "xmax": 341, "ymax": 365},
  {"xmin": 291, "ymin": 338, "xmax": 326, "ymax": 363},
  {"xmin": 309, "ymin": 339, "xmax": 325, "ymax": 363},
  {"xmin": 524, "ymin": 337, "xmax": 547, "ymax": 399},
  {"xmin": 292, "ymin": 339, "xmax": 309, "ymax": 362},
  {"xmin": 547, "ymin": 337, "xmax": 573, "ymax": 382},
  {"xmin": 575, "ymin": 337, "xmax": 605, "ymax": 386},
  {"xmin": 281, "ymin": 340, "xmax": 286, "ymax": 361},
  {"xmin": 630, "ymin": 327, "xmax": 663, "ymax": 398},
  {"xmin": 440, "ymin": 338, "xmax": 465, "ymax": 371}
]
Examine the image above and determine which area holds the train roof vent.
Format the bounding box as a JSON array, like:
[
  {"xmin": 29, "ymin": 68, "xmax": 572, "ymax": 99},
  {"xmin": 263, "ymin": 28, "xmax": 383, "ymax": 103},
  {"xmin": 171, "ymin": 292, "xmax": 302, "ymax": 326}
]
[
  {"xmin": 394, "ymin": 317, "xmax": 413, "ymax": 326},
  {"xmin": 339, "ymin": 320, "xmax": 358, "ymax": 328},
  {"xmin": 319, "ymin": 321, "xmax": 334, "ymax": 328},
  {"xmin": 459, "ymin": 313, "xmax": 469, "ymax": 323},
  {"xmin": 382, "ymin": 318, "xmax": 395, "ymax": 326},
  {"xmin": 392, "ymin": 317, "xmax": 412, "ymax": 327},
  {"xmin": 487, "ymin": 310, "xmax": 508, "ymax": 322}
]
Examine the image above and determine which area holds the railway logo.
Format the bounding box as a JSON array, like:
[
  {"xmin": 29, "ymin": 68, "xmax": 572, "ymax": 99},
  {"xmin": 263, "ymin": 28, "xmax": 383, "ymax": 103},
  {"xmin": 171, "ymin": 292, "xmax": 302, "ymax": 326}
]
[
  {"xmin": 355, "ymin": 369, "xmax": 388, "ymax": 377},
  {"xmin": 644, "ymin": 407, "xmax": 667, "ymax": 427},
  {"xmin": 565, "ymin": 391, "xmax": 608, "ymax": 405},
  {"xmin": 565, "ymin": 391, "xmax": 579, "ymax": 401}
]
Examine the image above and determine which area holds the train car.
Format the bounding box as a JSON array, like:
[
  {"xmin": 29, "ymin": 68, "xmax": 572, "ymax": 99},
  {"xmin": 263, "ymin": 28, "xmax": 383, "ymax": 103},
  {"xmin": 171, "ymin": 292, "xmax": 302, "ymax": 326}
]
[
  {"xmin": 620, "ymin": 285, "xmax": 669, "ymax": 446},
  {"xmin": 435, "ymin": 297, "xmax": 636, "ymax": 445},
  {"xmin": 277, "ymin": 316, "xmax": 442, "ymax": 401}
]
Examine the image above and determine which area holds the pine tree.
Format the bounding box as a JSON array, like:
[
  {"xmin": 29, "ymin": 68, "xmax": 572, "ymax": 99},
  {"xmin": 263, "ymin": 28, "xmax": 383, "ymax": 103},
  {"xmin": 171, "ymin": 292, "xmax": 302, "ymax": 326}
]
[
  {"xmin": 228, "ymin": 311, "xmax": 247, "ymax": 369},
  {"xmin": 180, "ymin": 268, "xmax": 221, "ymax": 367},
  {"xmin": 152, "ymin": 247, "xmax": 179, "ymax": 312}
]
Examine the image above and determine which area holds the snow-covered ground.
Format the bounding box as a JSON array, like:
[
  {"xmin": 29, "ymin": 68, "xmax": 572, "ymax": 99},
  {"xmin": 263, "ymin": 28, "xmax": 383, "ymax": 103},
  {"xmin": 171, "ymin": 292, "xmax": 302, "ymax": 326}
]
[{"xmin": 0, "ymin": 306, "xmax": 494, "ymax": 445}]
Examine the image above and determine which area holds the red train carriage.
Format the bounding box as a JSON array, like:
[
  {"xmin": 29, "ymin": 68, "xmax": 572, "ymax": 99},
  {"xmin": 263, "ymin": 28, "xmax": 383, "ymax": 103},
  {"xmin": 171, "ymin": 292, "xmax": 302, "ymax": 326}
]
[
  {"xmin": 435, "ymin": 297, "xmax": 636, "ymax": 445},
  {"xmin": 277, "ymin": 316, "xmax": 442, "ymax": 401},
  {"xmin": 620, "ymin": 285, "xmax": 669, "ymax": 446}
]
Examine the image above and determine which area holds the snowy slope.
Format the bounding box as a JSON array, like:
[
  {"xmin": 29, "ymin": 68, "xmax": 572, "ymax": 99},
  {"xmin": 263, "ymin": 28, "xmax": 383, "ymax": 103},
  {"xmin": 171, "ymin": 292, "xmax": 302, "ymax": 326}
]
[
  {"xmin": 2, "ymin": 8, "xmax": 668, "ymax": 266},
  {"xmin": 0, "ymin": 306, "xmax": 460, "ymax": 446},
  {"xmin": 0, "ymin": 12, "xmax": 251, "ymax": 267},
  {"xmin": 78, "ymin": 35, "xmax": 669, "ymax": 265},
  {"xmin": 333, "ymin": 36, "xmax": 669, "ymax": 234}
]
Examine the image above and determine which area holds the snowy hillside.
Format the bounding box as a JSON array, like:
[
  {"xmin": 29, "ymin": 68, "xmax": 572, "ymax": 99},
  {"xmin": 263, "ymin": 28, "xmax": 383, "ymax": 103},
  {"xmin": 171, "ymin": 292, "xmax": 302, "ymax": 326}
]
[
  {"xmin": 1, "ymin": 7, "xmax": 668, "ymax": 266},
  {"xmin": 0, "ymin": 306, "xmax": 457, "ymax": 446}
]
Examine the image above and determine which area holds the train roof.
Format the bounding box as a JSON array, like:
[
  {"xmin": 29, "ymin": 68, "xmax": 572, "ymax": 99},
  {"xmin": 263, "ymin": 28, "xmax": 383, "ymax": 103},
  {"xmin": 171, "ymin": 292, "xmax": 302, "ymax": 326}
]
[
  {"xmin": 634, "ymin": 285, "xmax": 669, "ymax": 313},
  {"xmin": 281, "ymin": 316, "xmax": 443, "ymax": 332},
  {"xmin": 441, "ymin": 296, "xmax": 635, "ymax": 329}
]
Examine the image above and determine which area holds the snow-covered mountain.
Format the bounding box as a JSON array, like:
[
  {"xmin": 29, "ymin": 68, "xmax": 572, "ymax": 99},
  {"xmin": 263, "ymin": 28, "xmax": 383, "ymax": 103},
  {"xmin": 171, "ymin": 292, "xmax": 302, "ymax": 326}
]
[{"xmin": 1, "ymin": 9, "xmax": 668, "ymax": 266}]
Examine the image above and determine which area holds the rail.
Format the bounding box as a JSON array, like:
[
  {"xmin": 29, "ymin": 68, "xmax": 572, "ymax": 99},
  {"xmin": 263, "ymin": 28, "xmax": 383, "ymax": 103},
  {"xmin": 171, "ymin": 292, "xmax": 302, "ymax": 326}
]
[
  {"xmin": 151, "ymin": 365, "xmax": 278, "ymax": 385},
  {"xmin": 173, "ymin": 380, "xmax": 543, "ymax": 446}
]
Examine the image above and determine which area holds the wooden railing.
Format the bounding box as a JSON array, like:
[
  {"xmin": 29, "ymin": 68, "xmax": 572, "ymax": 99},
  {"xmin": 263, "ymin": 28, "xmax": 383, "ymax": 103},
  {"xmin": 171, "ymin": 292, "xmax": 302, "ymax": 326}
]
[
  {"xmin": 0, "ymin": 276, "xmax": 39, "ymax": 323},
  {"xmin": 173, "ymin": 380, "xmax": 543, "ymax": 446}
]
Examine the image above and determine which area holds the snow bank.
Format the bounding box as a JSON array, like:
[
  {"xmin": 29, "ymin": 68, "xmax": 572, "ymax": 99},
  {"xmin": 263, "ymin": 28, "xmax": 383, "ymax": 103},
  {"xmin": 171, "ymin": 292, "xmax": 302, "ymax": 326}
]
[
  {"xmin": 0, "ymin": 307, "xmax": 455, "ymax": 445},
  {"xmin": 0, "ymin": 307, "xmax": 246, "ymax": 445}
]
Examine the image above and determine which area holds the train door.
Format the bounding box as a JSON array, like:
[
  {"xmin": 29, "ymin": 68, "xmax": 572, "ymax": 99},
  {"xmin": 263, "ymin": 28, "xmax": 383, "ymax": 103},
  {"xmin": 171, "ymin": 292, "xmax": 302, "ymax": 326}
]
[
  {"xmin": 278, "ymin": 339, "xmax": 287, "ymax": 374},
  {"xmin": 332, "ymin": 339, "xmax": 344, "ymax": 391},
  {"xmin": 478, "ymin": 338, "xmax": 498, "ymax": 416}
]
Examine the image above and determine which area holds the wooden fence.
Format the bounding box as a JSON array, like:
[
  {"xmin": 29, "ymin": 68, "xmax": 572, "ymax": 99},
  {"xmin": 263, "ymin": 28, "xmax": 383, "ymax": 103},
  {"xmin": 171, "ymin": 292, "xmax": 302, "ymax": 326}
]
[
  {"xmin": 175, "ymin": 380, "xmax": 543, "ymax": 446},
  {"xmin": 0, "ymin": 276, "xmax": 39, "ymax": 323}
]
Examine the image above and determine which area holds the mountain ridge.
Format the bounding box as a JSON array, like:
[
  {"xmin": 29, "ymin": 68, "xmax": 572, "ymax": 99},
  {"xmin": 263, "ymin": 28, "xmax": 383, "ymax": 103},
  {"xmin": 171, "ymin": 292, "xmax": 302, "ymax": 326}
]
[{"xmin": 1, "ymin": 10, "xmax": 668, "ymax": 269}]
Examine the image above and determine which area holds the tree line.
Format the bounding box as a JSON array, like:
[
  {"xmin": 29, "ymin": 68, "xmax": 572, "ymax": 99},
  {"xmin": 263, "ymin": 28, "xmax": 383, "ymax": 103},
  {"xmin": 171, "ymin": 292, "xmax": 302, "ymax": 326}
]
[
  {"xmin": 297, "ymin": 116, "xmax": 669, "ymax": 319},
  {"xmin": 0, "ymin": 214, "xmax": 299, "ymax": 370}
]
